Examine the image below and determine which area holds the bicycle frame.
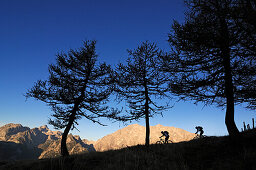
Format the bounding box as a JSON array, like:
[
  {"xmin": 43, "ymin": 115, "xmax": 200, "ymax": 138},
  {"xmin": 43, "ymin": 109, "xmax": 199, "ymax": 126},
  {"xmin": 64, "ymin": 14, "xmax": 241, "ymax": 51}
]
[
  {"xmin": 193, "ymin": 134, "xmax": 206, "ymax": 139},
  {"xmin": 156, "ymin": 137, "xmax": 173, "ymax": 144}
]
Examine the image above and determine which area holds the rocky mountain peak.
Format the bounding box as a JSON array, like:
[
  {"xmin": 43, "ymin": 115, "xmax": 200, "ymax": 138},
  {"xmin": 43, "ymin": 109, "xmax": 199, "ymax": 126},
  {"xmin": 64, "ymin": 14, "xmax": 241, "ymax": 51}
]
[
  {"xmin": 0, "ymin": 123, "xmax": 24, "ymax": 130},
  {"xmin": 39, "ymin": 125, "xmax": 49, "ymax": 133},
  {"xmin": 154, "ymin": 124, "xmax": 164, "ymax": 127},
  {"xmin": 82, "ymin": 139, "xmax": 95, "ymax": 145},
  {"xmin": 73, "ymin": 135, "xmax": 82, "ymax": 141},
  {"xmin": 126, "ymin": 124, "xmax": 143, "ymax": 128},
  {"xmin": 0, "ymin": 123, "xmax": 30, "ymax": 141}
]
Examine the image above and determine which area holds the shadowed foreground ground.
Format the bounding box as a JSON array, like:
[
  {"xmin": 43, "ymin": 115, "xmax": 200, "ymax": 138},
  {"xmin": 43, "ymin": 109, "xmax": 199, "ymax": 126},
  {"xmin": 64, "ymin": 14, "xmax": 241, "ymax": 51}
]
[{"xmin": 1, "ymin": 130, "xmax": 256, "ymax": 170}]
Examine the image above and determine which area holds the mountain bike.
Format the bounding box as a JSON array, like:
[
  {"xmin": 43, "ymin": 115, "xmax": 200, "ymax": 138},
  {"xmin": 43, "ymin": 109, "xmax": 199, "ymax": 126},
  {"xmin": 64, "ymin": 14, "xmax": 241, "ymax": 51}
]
[
  {"xmin": 193, "ymin": 134, "xmax": 206, "ymax": 140},
  {"xmin": 156, "ymin": 137, "xmax": 173, "ymax": 144}
]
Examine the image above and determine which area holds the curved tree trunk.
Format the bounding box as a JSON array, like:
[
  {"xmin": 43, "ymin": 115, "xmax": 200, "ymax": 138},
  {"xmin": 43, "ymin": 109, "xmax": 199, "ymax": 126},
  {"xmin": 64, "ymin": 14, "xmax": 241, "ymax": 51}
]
[
  {"xmin": 222, "ymin": 44, "xmax": 239, "ymax": 136},
  {"xmin": 61, "ymin": 112, "xmax": 76, "ymax": 157},
  {"xmin": 60, "ymin": 80, "xmax": 88, "ymax": 157},
  {"xmin": 224, "ymin": 54, "xmax": 239, "ymax": 136},
  {"xmin": 224, "ymin": 58, "xmax": 239, "ymax": 136}
]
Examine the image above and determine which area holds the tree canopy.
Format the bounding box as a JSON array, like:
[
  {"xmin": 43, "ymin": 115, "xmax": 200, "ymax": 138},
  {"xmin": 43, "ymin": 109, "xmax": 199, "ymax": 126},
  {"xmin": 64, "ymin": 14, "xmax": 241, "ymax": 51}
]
[{"xmin": 232, "ymin": 0, "xmax": 256, "ymax": 109}]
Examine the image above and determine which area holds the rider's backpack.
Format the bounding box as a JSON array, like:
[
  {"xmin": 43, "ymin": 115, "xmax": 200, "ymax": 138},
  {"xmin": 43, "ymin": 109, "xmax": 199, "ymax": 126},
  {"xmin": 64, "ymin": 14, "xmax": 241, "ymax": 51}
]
[{"xmin": 198, "ymin": 126, "xmax": 203, "ymax": 131}]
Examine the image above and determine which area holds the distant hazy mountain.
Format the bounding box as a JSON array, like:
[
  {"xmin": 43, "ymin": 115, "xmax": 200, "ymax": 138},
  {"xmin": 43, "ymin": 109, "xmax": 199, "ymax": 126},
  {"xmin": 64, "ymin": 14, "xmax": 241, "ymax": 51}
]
[
  {"xmin": 0, "ymin": 123, "xmax": 195, "ymax": 160},
  {"xmin": 94, "ymin": 124, "xmax": 196, "ymax": 151}
]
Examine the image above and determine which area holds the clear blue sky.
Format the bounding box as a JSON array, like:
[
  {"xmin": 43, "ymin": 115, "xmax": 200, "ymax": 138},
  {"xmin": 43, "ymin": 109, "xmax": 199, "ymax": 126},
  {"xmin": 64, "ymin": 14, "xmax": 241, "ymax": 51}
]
[{"xmin": 0, "ymin": 0, "xmax": 255, "ymax": 141}]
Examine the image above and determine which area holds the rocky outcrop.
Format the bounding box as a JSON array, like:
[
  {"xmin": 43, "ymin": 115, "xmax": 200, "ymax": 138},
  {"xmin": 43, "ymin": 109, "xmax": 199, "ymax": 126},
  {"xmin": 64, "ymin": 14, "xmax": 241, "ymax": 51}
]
[
  {"xmin": 38, "ymin": 125, "xmax": 49, "ymax": 133},
  {"xmin": 82, "ymin": 139, "xmax": 96, "ymax": 145},
  {"xmin": 38, "ymin": 134, "xmax": 89, "ymax": 159},
  {"xmin": 7, "ymin": 128, "xmax": 48, "ymax": 148},
  {"xmin": 94, "ymin": 124, "xmax": 196, "ymax": 151},
  {"xmin": 39, "ymin": 125, "xmax": 62, "ymax": 140}
]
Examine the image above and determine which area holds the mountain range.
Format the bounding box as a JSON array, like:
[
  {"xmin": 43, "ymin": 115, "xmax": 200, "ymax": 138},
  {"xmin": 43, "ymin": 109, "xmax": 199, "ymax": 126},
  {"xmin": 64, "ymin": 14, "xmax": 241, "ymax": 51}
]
[{"xmin": 0, "ymin": 123, "xmax": 195, "ymax": 161}]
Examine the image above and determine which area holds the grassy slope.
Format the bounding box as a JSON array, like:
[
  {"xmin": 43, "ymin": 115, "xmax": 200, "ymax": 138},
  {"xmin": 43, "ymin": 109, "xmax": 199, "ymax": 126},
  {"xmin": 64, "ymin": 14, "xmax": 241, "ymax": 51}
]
[{"xmin": 1, "ymin": 130, "xmax": 256, "ymax": 170}]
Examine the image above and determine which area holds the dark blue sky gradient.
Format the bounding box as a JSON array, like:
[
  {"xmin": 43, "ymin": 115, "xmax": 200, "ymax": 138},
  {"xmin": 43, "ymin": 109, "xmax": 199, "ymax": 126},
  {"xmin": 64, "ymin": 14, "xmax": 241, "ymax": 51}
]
[{"xmin": 0, "ymin": 0, "xmax": 254, "ymax": 140}]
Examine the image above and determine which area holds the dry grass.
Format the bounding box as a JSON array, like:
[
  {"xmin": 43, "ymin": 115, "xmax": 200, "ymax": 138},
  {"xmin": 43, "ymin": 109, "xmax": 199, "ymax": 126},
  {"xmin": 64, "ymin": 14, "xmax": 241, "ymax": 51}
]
[{"xmin": 1, "ymin": 130, "xmax": 256, "ymax": 170}]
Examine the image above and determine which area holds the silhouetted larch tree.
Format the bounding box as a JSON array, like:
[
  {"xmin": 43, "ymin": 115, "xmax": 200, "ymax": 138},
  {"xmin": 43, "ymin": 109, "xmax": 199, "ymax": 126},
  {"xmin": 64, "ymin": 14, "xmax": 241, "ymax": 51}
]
[
  {"xmin": 26, "ymin": 40, "xmax": 117, "ymax": 157},
  {"xmin": 161, "ymin": 0, "xmax": 256, "ymax": 136},
  {"xmin": 115, "ymin": 41, "xmax": 170, "ymax": 146}
]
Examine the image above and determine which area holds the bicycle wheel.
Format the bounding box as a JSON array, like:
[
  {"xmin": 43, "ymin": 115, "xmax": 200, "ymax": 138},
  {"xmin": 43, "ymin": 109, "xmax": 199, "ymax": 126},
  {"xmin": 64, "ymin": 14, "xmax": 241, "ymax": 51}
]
[
  {"xmin": 167, "ymin": 140, "xmax": 173, "ymax": 143},
  {"xmin": 156, "ymin": 141, "xmax": 162, "ymax": 144},
  {"xmin": 193, "ymin": 135, "xmax": 200, "ymax": 140}
]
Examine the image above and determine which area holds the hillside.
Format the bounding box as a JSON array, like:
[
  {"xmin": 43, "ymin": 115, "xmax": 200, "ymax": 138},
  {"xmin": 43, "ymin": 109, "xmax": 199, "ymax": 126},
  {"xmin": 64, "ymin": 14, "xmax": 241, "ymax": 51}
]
[{"xmin": 1, "ymin": 130, "xmax": 255, "ymax": 170}]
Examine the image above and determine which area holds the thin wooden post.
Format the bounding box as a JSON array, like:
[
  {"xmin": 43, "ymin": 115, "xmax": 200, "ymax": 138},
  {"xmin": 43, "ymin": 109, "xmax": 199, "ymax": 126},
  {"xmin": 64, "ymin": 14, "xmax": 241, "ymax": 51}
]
[{"xmin": 253, "ymin": 118, "xmax": 255, "ymax": 129}]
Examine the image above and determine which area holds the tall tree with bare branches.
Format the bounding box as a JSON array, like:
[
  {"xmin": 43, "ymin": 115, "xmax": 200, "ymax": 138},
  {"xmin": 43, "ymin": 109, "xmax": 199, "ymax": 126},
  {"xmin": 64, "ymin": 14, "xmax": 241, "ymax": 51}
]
[
  {"xmin": 115, "ymin": 41, "xmax": 170, "ymax": 146},
  {"xmin": 26, "ymin": 40, "xmax": 118, "ymax": 156},
  {"xmin": 161, "ymin": 0, "xmax": 256, "ymax": 136}
]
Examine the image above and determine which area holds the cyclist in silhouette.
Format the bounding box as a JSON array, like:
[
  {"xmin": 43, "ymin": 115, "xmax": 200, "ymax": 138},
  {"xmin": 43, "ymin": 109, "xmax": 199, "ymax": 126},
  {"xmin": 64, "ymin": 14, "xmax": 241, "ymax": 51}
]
[
  {"xmin": 195, "ymin": 126, "xmax": 204, "ymax": 137},
  {"xmin": 160, "ymin": 131, "xmax": 169, "ymax": 144}
]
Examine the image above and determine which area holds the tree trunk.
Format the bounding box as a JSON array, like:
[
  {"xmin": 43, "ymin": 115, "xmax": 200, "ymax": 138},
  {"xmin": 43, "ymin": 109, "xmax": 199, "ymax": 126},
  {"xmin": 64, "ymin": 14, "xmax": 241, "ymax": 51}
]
[
  {"xmin": 144, "ymin": 78, "xmax": 150, "ymax": 147},
  {"xmin": 223, "ymin": 55, "xmax": 238, "ymax": 135},
  {"xmin": 224, "ymin": 91, "xmax": 239, "ymax": 136},
  {"xmin": 223, "ymin": 51, "xmax": 239, "ymax": 136},
  {"xmin": 60, "ymin": 70, "xmax": 89, "ymax": 157},
  {"xmin": 61, "ymin": 112, "xmax": 76, "ymax": 157},
  {"xmin": 145, "ymin": 105, "xmax": 150, "ymax": 147},
  {"xmin": 220, "ymin": 17, "xmax": 239, "ymax": 136}
]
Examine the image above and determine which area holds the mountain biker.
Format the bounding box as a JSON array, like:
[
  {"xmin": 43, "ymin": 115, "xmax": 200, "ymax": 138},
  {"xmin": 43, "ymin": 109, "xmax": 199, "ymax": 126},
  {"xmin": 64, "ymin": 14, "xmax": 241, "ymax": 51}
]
[
  {"xmin": 195, "ymin": 126, "xmax": 204, "ymax": 137},
  {"xmin": 160, "ymin": 131, "xmax": 169, "ymax": 144}
]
